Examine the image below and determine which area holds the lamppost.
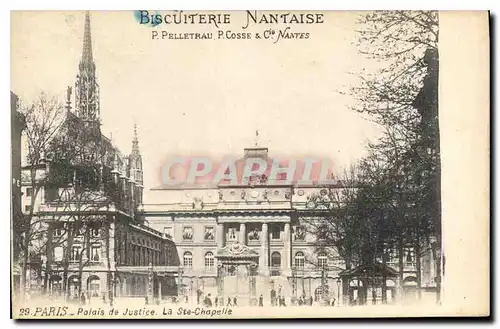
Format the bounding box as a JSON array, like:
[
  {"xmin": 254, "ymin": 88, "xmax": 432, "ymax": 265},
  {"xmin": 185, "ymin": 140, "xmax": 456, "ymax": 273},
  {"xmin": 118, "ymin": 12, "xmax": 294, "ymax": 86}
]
[
  {"xmin": 190, "ymin": 279, "xmax": 194, "ymax": 302},
  {"xmin": 217, "ymin": 263, "xmax": 224, "ymax": 299},
  {"xmin": 336, "ymin": 277, "xmax": 341, "ymax": 307}
]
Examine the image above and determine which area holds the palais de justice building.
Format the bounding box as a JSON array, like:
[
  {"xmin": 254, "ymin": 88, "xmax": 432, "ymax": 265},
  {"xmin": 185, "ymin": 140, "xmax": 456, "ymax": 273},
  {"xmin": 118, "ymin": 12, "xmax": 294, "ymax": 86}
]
[{"xmin": 142, "ymin": 147, "xmax": 428, "ymax": 305}]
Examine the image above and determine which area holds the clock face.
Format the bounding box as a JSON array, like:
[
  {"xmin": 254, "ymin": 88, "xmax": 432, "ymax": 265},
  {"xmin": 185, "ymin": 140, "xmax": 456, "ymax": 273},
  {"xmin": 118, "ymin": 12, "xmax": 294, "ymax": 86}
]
[
  {"xmin": 297, "ymin": 189, "xmax": 305, "ymax": 196},
  {"xmin": 251, "ymin": 190, "xmax": 259, "ymax": 198}
]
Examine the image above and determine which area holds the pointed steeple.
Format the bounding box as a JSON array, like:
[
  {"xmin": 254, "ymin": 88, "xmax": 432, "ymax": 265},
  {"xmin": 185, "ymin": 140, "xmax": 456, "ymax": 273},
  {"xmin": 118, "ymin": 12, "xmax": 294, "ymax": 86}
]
[
  {"xmin": 129, "ymin": 123, "xmax": 143, "ymax": 186},
  {"xmin": 75, "ymin": 11, "xmax": 100, "ymax": 123},
  {"xmin": 132, "ymin": 123, "xmax": 139, "ymax": 153},
  {"xmin": 82, "ymin": 11, "xmax": 93, "ymax": 65}
]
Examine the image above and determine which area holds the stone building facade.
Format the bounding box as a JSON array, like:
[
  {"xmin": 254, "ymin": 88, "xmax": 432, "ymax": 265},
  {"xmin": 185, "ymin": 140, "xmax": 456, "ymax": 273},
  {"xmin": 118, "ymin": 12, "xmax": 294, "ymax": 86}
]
[
  {"xmin": 142, "ymin": 147, "xmax": 428, "ymax": 306},
  {"xmin": 19, "ymin": 12, "xmax": 180, "ymax": 302}
]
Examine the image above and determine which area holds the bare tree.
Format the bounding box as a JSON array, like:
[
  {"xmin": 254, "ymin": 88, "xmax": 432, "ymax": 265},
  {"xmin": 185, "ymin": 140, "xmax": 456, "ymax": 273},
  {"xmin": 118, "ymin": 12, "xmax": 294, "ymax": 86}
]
[{"xmin": 17, "ymin": 93, "xmax": 65, "ymax": 300}]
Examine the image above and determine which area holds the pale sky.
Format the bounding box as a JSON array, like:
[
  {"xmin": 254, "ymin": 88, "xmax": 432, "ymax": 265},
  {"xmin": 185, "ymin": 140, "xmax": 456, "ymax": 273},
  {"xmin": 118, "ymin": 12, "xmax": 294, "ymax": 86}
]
[{"xmin": 11, "ymin": 11, "xmax": 382, "ymax": 199}]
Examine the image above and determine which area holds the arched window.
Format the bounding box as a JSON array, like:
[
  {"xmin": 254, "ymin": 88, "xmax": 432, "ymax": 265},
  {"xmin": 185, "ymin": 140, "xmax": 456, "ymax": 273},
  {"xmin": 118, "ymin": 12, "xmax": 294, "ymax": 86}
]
[
  {"xmin": 271, "ymin": 251, "xmax": 281, "ymax": 267},
  {"xmin": 271, "ymin": 251, "xmax": 281, "ymax": 276},
  {"xmin": 317, "ymin": 252, "xmax": 328, "ymax": 268},
  {"xmin": 294, "ymin": 251, "xmax": 305, "ymax": 269},
  {"xmin": 183, "ymin": 251, "xmax": 193, "ymax": 269},
  {"xmin": 205, "ymin": 252, "xmax": 214, "ymax": 270}
]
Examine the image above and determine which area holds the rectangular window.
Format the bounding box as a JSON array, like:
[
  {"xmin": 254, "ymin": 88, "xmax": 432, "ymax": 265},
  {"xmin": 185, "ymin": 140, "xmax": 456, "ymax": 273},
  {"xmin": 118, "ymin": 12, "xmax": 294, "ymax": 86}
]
[
  {"xmin": 90, "ymin": 245, "xmax": 100, "ymax": 262},
  {"xmin": 227, "ymin": 227, "xmax": 237, "ymax": 241},
  {"xmin": 91, "ymin": 225, "xmax": 100, "ymax": 238},
  {"xmin": 183, "ymin": 254, "xmax": 193, "ymax": 268},
  {"xmin": 294, "ymin": 257, "xmax": 305, "ymax": 269},
  {"xmin": 70, "ymin": 246, "xmax": 81, "ymax": 261},
  {"xmin": 271, "ymin": 225, "xmax": 281, "ymax": 240},
  {"xmin": 318, "ymin": 256, "xmax": 328, "ymax": 268},
  {"xmin": 24, "ymin": 205, "xmax": 31, "ymax": 212},
  {"xmin": 205, "ymin": 254, "xmax": 214, "ymax": 269},
  {"xmin": 53, "ymin": 246, "xmax": 63, "ymax": 261},
  {"xmin": 26, "ymin": 188, "xmax": 32, "ymax": 197}
]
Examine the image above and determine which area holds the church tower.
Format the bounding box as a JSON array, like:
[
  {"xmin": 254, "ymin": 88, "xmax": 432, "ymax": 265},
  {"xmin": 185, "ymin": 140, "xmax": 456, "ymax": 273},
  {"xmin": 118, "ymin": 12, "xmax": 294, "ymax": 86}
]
[
  {"xmin": 75, "ymin": 11, "xmax": 100, "ymax": 125},
  {"xmin": 129, "ymin": 124, "xmax": 144, "ymax": 204}
]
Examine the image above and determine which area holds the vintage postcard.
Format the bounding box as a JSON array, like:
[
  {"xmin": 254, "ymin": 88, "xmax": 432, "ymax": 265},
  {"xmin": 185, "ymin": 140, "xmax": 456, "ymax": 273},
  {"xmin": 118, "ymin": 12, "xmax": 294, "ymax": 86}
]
[{"xmin": 10, "ymin": 10, "xmax": 489, "ymax": 319}]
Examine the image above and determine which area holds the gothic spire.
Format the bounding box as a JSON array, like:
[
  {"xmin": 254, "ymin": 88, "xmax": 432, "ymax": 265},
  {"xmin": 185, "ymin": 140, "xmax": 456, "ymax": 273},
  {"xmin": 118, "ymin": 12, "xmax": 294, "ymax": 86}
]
[
  {"xmin": 132, "ymin": 123, "xmax": 139, "ymax": 153},
  {"xmin": 75, "ymin": 11, "xmax": 100, "ymax": 123},
  {"xmin": 81, "ymin": 11, "xmax": 93, "ymax": 66}
]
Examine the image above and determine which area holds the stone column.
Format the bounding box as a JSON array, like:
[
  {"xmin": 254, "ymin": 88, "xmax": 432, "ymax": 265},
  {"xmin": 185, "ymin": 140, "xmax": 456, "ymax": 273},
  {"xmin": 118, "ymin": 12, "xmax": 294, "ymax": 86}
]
[
  {"xmin": 283, "ymin": 223, "xmax": 291, "ymax": 276},
  {"xmin": 260, "ymin": 223, "xmax": 269, "ymax": 275},
  {"xmin": 239, "ymin": 223, "xmax": 246, "ymax": 245},
  {"xmin": 217, "ymin": 223, "xmax": 224, "ymax": 249}
]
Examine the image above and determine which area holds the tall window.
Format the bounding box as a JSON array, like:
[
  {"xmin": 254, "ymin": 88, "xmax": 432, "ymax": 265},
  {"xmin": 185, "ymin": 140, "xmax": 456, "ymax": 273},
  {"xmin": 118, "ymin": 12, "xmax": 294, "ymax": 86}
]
[
  {"xmin": 183, "ymin": 251, "xmax": 193, "ymax": 269},
  {"xmin": 53, "ymin": 247, "xmax": 63, "ymax": 261},
  {"xmin": 205, "ymin": 252, "xmax": 214, "ymax": 270},
  {"xmin": 294, "ymin": 251, "xmax": 305, "ymax": 269},
  {"xmin": 70, "ymin": 246, "xmax": 81, "ymax": 261},
  {"xmin": 317, "ymin": 252, "xmax": 328, "ymax": 268},
  {"xmin": 405, "ymin": 248, "xmax": 415, "ymax": 264},
  {"xmin": 91, "ymin": 225, "xmax": 100, "ymax": 238},
  {"xmin": 271, "ymin": 225, "xmax": 281, "ymax": 240},
  {"xmin": 26, "ymin": 188, "xmax": 32, "ymax": 197},
  {"xmin": 90, "ymin": 245, "xmax": 100, "ymax": 261},
  {"xmin": 271, "ymin": 252, "xmax": 281, "ymax": 276},
  {"xmin": 227, "ymin": 227, "xmax": 237, "ymax": 241}
]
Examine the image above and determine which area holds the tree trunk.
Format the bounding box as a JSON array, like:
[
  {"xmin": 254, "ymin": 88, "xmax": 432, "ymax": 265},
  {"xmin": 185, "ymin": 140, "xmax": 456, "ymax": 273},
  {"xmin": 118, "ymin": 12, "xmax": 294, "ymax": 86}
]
[
  {"xmin": 63, "ymin": 225, "xmax": 74, "ymax": 301},
  {"xmin": 20, "ymin": 239, "xmax": 29, "ymax": 301},
  {"xmin": 398, "ymin": 237, "xmax": 404, "ymax": 301},
  {"xmin": 415, "ymin": 238, "xmax": 422, "ymax": 300}
]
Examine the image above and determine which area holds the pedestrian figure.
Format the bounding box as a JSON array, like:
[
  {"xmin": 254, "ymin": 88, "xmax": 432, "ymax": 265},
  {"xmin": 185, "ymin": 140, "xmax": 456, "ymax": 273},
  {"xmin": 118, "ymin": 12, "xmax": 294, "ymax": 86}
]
[
  {"xmin": 259, "ymin": 294, "xmax": 263, "ymax": 307},
  {"xmin": 270, "ymin": 289, "xmax": 276, "ymax": 306},
  {"xmin": 80, "ymin": 292, "xmax": 86, "ymax": 305},
  {"xmin": 204, "ymin": 294, "xmax": 213, "ymax": 307},
  {"xmin": 233, "ymin": 296, "xmax": 238, "ymax": 307},
  {"xmin": 227, "ymin": 297, "xmax": 233, "ymax": 307}
]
